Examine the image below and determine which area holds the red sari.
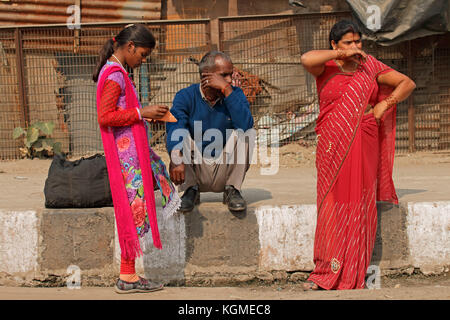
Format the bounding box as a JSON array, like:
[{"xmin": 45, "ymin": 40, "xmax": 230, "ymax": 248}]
[{"xmin": 308, "ymin": 56, "xmax": 398, "ymax": 290}]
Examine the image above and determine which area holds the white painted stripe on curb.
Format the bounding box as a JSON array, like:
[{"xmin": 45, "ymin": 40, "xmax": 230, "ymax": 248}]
[
  {"xmin": 114, "ymin": 202, "xmax": 186, "ymax": 281},
  {"xmin": 0, "ymin": 210, "xmax": 38, "ymax": 273},
  {"xmin": 0, "ymin": 200, "xmax": 442, "ymax": 279},
  {"xmin": 255, "ymin": 205, "xmax": 317, "ymax": 271},
  {"xmin": 407, "ymin": 202, "xmax": 450, "ymax": 272}
]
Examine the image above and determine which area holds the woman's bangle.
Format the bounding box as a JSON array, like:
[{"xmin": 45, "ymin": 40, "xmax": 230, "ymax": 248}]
[
  {"xmin": 384, "ymin": 94, "xmax": 399, "ymax": 108},
  {"xmin": 221, "ymin": 83, "xmax": 231, "ymax": 95},
  {"xmin": 336, "ymin": 49, "xmax": 345, "ymax": 60}
]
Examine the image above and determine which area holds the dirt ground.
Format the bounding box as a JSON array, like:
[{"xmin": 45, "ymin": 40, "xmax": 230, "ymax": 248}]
[
  {"xmin": 274, "ymin": 143, "xmax": 450, "ymax": 168},
  {"xmin": 3, "ymin": 143, "xmax": 450, "ymax": 173},
  {"xmin": 164, "ymin": 142, "xmax": 450, "ymax": 168},
  {"xmin": 0, "ymin": 272, "xmax": 449, "ymax": 300}
]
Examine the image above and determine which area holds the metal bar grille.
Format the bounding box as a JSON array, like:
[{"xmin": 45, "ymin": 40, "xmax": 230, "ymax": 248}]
[
  {"xmin": 0, "ymin": 28, "xmax": 22, "ymax": 159},
  {"xmin": 1, "ymin": 14, "xmax": 450, "ymax": 160},
  {"xmin": 0, "ymin": 20, "xmax": 210, "ymax": 158},
  {"xmin": 219, "ymin": 13, "xmax": 450, "ymax": 153},
  {"xmin": 218, "ymin": 12, "xmax": 352, "ymax": 147}
]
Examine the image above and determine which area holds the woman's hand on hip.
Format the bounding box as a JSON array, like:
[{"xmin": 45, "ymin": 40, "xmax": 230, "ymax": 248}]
[{"xmin": 373, "ymin": 102, "xmax": 387, "ymax": 124}]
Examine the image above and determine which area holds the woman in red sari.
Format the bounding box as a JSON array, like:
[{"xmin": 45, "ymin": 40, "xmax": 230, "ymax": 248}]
[{"xmin": 301, "ymin": 20, "xmax": 415, "ymax": 290}]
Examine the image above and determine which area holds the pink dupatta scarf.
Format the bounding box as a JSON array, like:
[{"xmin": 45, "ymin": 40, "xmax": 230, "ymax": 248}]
[{"xmin": 96, "ymin": 64, "xmax": 162, "ymax": 261}]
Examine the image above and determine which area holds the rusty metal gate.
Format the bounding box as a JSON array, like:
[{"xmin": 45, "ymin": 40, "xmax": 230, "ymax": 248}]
[
  {"xmin": 1, "ymin": 13, "xmax": 450, "ymax": 160},
  {"xmin": 218, "ymin": 12, "xmax": 450, "ymax": 152},
  {"xmin": 218, "ymin": 12, "xmax": 352, "ymax": 147}
]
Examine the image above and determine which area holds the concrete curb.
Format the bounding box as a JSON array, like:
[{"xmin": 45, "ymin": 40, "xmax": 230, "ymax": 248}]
[{"xmin": 0, "ymin": 200, "xmax": 449, "ymax": 287}]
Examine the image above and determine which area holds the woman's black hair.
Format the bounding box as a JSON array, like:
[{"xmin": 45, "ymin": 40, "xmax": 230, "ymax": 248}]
[
  {"xmin": 329, "ymin": 20, "xmax": 362, "ymax": 49},
  {"xmin": 93, "ymin": 24, "xmax": 156, "ymax": 82}
]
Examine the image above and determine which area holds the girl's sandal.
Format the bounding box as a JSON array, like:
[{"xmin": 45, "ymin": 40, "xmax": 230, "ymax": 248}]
[
  {"xmin": 303, "ymin": 280, "xmax": 322, "ymax": 291},
  {"xmin": 115, "ymin": 277, "xmax": 164, "ymax": 294}
]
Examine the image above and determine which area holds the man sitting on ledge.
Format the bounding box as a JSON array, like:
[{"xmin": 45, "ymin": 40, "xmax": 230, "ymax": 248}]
[{"xmin": 166, "ymin": 51, "xmax": 254, "ymax": 213}]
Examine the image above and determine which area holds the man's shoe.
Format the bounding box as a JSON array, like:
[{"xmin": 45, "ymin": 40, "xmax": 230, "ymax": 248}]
[
  {"xmin": 179, "ymin": 186, "xmax": 200, "ymax": 213},
  {"xmin": 223, "ymin": 186, "xmax": 246, "ymax": 212}
]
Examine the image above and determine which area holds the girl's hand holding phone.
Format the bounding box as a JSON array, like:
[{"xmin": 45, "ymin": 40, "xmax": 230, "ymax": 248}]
[{"xmin": 141, "ymin": 105, "xmax": 169, "ymax": 120}]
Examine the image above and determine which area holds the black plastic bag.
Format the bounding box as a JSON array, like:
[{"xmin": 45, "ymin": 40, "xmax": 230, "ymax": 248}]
[{"xmin": 44, "ymin": 154, "xmax": 113, "ymax": 208}]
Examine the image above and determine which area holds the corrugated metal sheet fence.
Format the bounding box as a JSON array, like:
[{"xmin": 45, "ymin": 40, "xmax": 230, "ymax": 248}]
[
  {"xmin": 1, "ymin": 13, "xmax": 450, "ymax": 159},
  {"xmin": 0, "ymin": 19, "xmax": 211, "ymax": 159},
  {"xmin": 0, "ymin": 0, "xmax": 162, "ymax": 26}
]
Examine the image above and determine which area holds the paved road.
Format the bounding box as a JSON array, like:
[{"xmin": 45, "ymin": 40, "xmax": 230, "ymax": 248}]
[{"xmin": 2, "ymin": 155, "xmax": 450, "ymax": 210}]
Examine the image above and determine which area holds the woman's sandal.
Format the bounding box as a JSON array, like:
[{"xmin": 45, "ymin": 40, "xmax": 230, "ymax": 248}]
[{"xmin": 302, "ymin": 280, "xmax": 322, "ymax": 291}]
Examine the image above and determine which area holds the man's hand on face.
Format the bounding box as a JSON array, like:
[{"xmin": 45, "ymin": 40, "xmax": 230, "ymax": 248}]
[
  {"xmin": 201, "ymin": 72, "xmax": 229, "ymax": 92},
  {"xmin": 201, "ymin": 72, "xmax": 234, "ymax": 98}
]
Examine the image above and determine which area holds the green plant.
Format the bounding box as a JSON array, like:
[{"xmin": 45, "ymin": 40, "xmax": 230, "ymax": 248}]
[{"xmin": 13, "ymin": 121, "xmax": 62, "ymax": 158}]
